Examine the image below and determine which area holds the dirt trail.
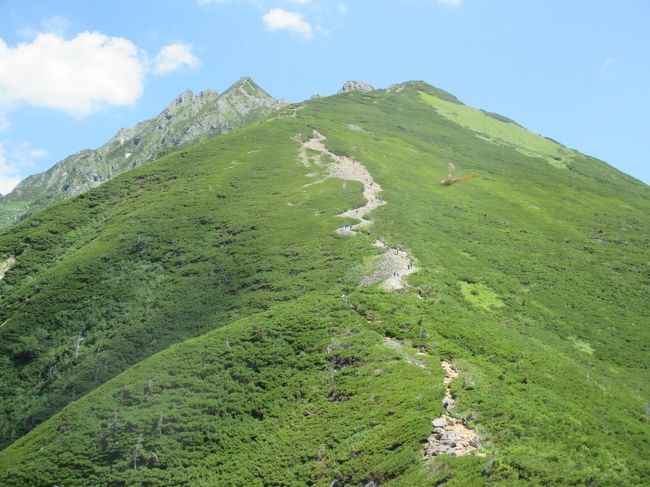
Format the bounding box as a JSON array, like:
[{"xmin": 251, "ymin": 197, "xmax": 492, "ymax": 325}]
[
  {"xmin": 362, "ymin": 241, "xmax": 416, "ymax": 291},
  {"xmin": 423, "ymin": 361, "xmax": 483, "ymax": 458},
  {"xmin": 300, "ymin": 131, "xmax": 416, "ymax": 291},
  {"xmin": 302, "ymin": 131, "xmax": 386, "ymax": 234},
  {"xmin": 0, "ymin": 256, "xmax": 15, "ymax": 280},
  {"xmin": 300, "ymin": 132, "xmax": 480, "ymax": 461}
]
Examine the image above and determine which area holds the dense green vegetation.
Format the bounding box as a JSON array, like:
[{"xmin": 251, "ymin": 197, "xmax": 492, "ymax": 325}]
[{"xmin": 0, "ymin": 82, "xmax": 648, "ymax": 485}]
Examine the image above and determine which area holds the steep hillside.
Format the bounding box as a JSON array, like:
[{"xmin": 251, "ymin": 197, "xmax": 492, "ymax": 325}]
[
  {"xmin": 0, "ymin": 77, "xmax": 286, "ymax": 228},
  {"xmin": 0, "ymin": 82, "xmax": 648, "ymax": 485}
]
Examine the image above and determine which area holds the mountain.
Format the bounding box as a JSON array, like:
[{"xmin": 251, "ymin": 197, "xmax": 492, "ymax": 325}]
[
  {"xmin": 0, "ymin": 77, "xmax": 286, "ymax": 228},
  {"xmin": 0, "ymin": 81, "xmax": 648, "ymax": 486}
]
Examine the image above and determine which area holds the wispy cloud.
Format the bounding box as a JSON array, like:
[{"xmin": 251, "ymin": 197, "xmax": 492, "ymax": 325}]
[
  {"xmin": 41, "ymin": 15, "xmax": 70, "ymax": 36},
  {"xmin": 17, "ymin": 15, "xmax": 71, "ymax": 39},
  {"xmin": 263, "ymin": 8, "xmax": 313, "ymax": 39},
  {"xmin": 153, "ymin": 43, "xmax": 201, "ymax": 75},
  {"xmin": 0, "ymin": 140, "xmax": 47, "ymax": 195},
  {"xmin": 599, "ymin": 57, "xmax": 617, "ymax": 76}
]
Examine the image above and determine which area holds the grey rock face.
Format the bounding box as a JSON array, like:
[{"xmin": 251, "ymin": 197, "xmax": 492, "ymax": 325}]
[
  {"xmin": 339, "ymin": 80, "xmax": 374, "ymax": 94},
  {"xmin": 432, "ymin": 418, "xmax": 446, "ymax": 428},
  {"xmin": 0, "ymin": 77, "xmax": 287, "ymax": 228}
]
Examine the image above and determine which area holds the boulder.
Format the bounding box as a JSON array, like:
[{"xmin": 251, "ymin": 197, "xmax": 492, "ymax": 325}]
[
  {"xmin": 432, "ymin": 418, "xmax": 446, "ymax": 428},
  {"xmin": 339, "ymin": 80, "xmax": 374, "ymax": 94}
]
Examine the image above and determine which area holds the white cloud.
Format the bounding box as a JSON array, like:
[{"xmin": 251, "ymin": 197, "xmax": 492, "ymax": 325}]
[
  {"xmin": 263, "ymin": 8, "xmax": 313, "ymax": 39},
  {"xmin": 0, "ymin": 32, "xmax": 144, "ymax": 116},
  {"xmin": 153, "ymin": 43, "xmax": 201, "ymax": 75},
  {"xmin": 337, "ymin": 3, "xmax": 347, "ymax": 14},
  {"xmin": 437, "ymin": 0, "xmax": 462, "ymax": 6},
  {"xmin": 288, "ymin": 0, "xmax": 312, "ymax": 4},
  {"xmin": 0, "ymin": 141, "xmax": 47, "ymax": 195}
]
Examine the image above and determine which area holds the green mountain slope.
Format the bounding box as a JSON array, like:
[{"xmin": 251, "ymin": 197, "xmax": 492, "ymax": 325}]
[
  {"xmin": 0, "ymin": 77, "xmax": 286, "ymax": 228},
  {"xmin": 0, "ymin": 82, "xmax": 648, "ymax": 485}
]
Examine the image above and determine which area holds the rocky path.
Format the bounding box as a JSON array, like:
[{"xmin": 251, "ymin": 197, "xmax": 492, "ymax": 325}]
[
  {"xmin": 300, "ymin": 131, "xmax": 481, "ymax": 461},
  {"xmin": 423, "ymin": 361, "xmax": 483, "ymax": 458},
  {"xmin": 300, "ymin": 131, "xmax": 416, "ymax": 290},
  {"xmin": 362, "ymin": 240, "xmax": 416, "ymax": 291}
]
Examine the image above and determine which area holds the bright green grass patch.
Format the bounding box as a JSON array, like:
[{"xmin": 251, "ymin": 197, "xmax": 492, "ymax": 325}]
[
  {"xmin": 459, "ymin": 281, "xmax": 504, "ymax": 311},
  {"xmin": 568, "ymin": 336, "xmax": 594, "ymax": 355},
  {"xmin": 418, "ymin": 90, "xmax": 573, "ymax": 169}
]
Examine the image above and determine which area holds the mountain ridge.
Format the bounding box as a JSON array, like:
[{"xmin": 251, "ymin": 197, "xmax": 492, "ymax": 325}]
[
  {"xmin": 0, "ymin": 80, "xmax": 647, "ymax": 485},
  {"xmin": 0, "ymin": 76, "xmax": 287, "ymax": 227}
]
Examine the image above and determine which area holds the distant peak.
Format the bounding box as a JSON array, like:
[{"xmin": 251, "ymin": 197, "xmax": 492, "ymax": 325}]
[
  {"xmin": 175, "ymin": 89, "xmax": 195, "ymax": 102},
  {"xmin": 222, "ymin": 76, "xmax": 271, "ymax": 99},
  {"xmin": 199, "ymin": 88, "xmax": 219, "ymax": 98},
  {"xmin": 163, "ymin": 89, "xmax": 195, "ymax": 113},
  {"xmin": 338, "ymin": 80, "xmax": 374, "ymax": 94}
]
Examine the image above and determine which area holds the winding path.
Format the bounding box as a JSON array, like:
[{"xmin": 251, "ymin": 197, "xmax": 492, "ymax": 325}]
[
  {"xmin": 423, "ymin": 361, "xmax": 483, "ymax": 458},
  {"xmin": 300, "ymin": 131, "xmax": 416, "ymax": 290},
  {"xmin": 298, "ymin": 130, "xmax": 481, "ymax": 458}
]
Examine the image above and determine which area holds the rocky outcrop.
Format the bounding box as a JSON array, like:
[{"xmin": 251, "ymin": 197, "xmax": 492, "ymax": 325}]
[
  {"xmin": 339, "ymin": 80, "xmax": 374, "ymax": 94},
  {"xmin": 0, "ymin": 256, "xmax": 15, "ymax": 280},
  {"xmin": 0, "ymin": 77, "xmax": 287, "ymax": 228}
]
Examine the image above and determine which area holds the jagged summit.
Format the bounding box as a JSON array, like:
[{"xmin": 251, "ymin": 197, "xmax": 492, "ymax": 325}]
[
  {"xmin": 227, "ymin": 76, "xmax": 261, "ymax": 91},
  {"xmin": 339, "ymin": 80, "xmax": 374, "ymax": 93}
]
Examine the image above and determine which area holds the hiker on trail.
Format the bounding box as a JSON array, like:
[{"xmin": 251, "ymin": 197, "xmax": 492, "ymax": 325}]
[{"xmin": 444, "ymin": 400, "xmax": 449, "ymax": 411}]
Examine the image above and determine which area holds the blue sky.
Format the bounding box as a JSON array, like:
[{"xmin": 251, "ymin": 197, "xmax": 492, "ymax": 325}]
[{"xmin": 0, "ymin": 0, "xmax": 648, "ymax": 194}]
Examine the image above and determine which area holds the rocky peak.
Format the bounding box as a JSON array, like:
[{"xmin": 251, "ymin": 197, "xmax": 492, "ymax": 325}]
[
  {"xmin": 164, "ymin": 89, "xmax": 196, "ymax": 114},
  {"xmin": 223, "ymin": 76, "xmax": 271, "ymax": 100},
  {"xmin": 339, "ymin": 80, "xmax": 374, "ymax": 94},
  {"xmin": 199, "ymin": 88, "xmax": 219, "ymax": 98}
]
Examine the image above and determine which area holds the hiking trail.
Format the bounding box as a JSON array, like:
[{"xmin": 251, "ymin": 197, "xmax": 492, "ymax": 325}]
[
  {"xmin": 423, "ymin": 361, "xmax": 483, "ymax": 458},
  {"xmin": 299, "ymin": 130, "xmax": 416, "ymax": 291}
]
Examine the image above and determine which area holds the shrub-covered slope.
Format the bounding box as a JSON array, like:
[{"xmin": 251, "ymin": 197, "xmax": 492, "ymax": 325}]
[{"xmin": 0, "ymin": 82, "xmax": 648, "ymax": 485}]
